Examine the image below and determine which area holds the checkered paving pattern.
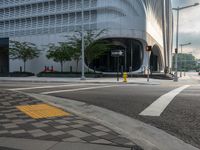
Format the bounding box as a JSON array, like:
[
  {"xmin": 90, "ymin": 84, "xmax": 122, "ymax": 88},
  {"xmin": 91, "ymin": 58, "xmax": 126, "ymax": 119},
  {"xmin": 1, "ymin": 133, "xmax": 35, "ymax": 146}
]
[{"xmin": 0, "ymin": 90, "xmax": 136, "ymax": 148}]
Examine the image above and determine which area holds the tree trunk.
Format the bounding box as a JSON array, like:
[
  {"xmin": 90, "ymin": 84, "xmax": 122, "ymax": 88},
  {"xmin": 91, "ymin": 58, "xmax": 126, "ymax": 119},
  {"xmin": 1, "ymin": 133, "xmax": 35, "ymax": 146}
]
[
  {"xmin": 60, "ymin": 61, "xmax": 63, "ymax": 72},
  {"xmin": 23, "ymin": 60, "xmax": 26, "ymax": 72}
]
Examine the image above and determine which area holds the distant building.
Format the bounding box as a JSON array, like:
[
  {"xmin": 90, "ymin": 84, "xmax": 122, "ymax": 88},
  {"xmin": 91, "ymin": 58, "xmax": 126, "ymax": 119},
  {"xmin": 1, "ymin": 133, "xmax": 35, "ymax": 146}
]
[{"xmin": 0, "ymin": 0, "xmax": 173, "ymax": 74}]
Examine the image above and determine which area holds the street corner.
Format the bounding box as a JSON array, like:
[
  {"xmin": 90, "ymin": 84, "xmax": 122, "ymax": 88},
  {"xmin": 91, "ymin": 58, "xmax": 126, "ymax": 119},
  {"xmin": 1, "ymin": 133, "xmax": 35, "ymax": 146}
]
[{"xmin": 0, "ymin": 90, "xmax": 140, "ymax": 149}]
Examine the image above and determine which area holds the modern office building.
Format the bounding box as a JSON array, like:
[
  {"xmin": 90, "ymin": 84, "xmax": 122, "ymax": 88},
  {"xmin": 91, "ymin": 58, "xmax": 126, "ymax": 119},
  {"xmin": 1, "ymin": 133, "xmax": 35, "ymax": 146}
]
[{"xmin": 0, "ymin": 0, "xmax": 173, "ymax": 74}]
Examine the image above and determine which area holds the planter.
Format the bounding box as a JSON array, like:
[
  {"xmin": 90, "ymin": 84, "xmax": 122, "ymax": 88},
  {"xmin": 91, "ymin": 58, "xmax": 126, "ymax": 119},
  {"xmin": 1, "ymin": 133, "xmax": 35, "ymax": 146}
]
[
  {"xmin": 0, "ymin": 72, "xmax": 35, "ymax": 77},
  {"xmin": 37, "ymin": 72, "xmax": 103, "ymax": 78}
]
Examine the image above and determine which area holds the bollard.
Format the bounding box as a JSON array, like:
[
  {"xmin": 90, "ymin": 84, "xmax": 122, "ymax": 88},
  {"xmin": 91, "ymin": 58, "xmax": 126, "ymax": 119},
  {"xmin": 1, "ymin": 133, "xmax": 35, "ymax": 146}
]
[{"xmin": 123, "ymin": 72, "xmax": 128, "ymax": 83}]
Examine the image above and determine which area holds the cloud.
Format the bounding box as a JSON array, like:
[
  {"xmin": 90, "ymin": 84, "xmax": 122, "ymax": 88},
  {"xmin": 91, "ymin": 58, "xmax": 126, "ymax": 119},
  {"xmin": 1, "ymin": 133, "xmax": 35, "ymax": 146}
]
[
  {"xmin": 179, "ymin": 32, "xmax": 200, "ymax": 58},
  {"xmin": 172, "ymin": 0, "xmax": 200, "ymax": 58}
]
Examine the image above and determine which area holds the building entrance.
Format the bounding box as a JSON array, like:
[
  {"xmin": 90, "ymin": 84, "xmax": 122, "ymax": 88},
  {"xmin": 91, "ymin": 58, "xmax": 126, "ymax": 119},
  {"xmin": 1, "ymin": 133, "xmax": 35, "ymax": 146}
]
[
  {"xmin": 150, "ymin": 45, "xmax": 163, "ymax": 72},
  {"xmin": 88, "ymin": 38, "xmax": 143, "ymax": 73}
]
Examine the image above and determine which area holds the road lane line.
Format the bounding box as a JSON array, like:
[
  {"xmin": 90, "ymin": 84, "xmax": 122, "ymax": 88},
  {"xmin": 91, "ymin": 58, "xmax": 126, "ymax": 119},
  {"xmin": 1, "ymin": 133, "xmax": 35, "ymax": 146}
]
[
  {"xmin": 9, "ymin": 83, "xmax": 103, "ymax": 91},
  {"xmin": 139, "ymin": 85, "xmax": 191, "ymax": 117},
  {"xmin": 41, "ymin": 85, "xmax": 119, "ymax": 95}
]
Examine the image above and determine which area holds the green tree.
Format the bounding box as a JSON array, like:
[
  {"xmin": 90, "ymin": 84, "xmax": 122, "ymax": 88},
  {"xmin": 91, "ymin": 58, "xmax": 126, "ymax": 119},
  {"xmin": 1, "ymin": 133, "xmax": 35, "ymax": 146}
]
[
  {"xmin": 85, "ymin": 39, "xmax": 111, "ymax": 69},
  {"xmin": 67, "ymin": 34, "xmax": 82, "ymax": 72},
  {"xmin": 172, "ymin": 53, "xmax": 197, "ymax": 71},
  {"xmin": 68, "ymin": 29, "xmax": 110, "ymax": 71},
  {"xmin": 46, "ymin": 43, "xmax": 72, "ymax": 72},
  {"xmin": 9, "ymin": 41, "xmax": 40, "ymax": 72}
]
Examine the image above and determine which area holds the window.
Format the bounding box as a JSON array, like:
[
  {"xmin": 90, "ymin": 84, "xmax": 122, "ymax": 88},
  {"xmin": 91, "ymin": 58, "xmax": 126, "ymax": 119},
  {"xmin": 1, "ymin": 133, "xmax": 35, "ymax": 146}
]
[
  {"xmin": 84, "ymin": 0, "xmax": 89, "ymax": 8},
  {"xmin": 49, "ymin": 1, "xmax": 55, "ymax": 13},
  {"xmin": 38, "ymin": 3, "xmax": 43, "ymax": 14},
  {"xmin": 69, "ymin": 0, "xmax": 75, "ymax": 10},
  {"xmin": 84, "ymin": 11, "xmax": 90, "ymax": 23},
  {"xmin": 0, "ymin": 9, "xmax": 4, "ymax": 19},
  {"xmin": 69, "ymin": 13, "xmax": 75, "ymax": 24},
  {"xmin": 62, "ymin": 14, "xmax": 68, "ymax": 25},
  {"xmin": 91, "ymin": 10, "xmax": 97, "ymax": 22},
  {"xmin": 20, "ymin": 5, "xmax": 26, "ymax": 17},
  {"xmin": 50, "ymin": 15, "xmax": 56, "ymax": 27},
  {"xmin": 76, "ymin": 0, "xmax": 81, "ymax": 9},
  {"xmin": 63, "ymin": 0, "xmax": 69, "ymax": 10},
  {"xmin": 32, "ymin": 17, "xmax": 37, "ymax": 29},
  {"xmin": 38, "ymin": 16, "xmax": 43, "ymax": 28},
  {"xmin": 91, "ymin": 0, "xmax": 97, "ymax": 7},
  {"xmin": 56, "ymin": 0, "xmax": 62, "ymax": 12},
  {"xmin": 0, "ymin": 22, "xmax": 4, "ymax": 31},
  {"xmin": 76, "ymin": 12, "xmax": 82, "ymax": 24},
  {"xmin": 56, "ymin": 14, "xmax": 62, "ymax": 26},
  {"xmin": 44, "ymin": 2, "xmax": 49, "ymax": 13},
  {"xmin": 9, "ymin": 8, "xmax": 14, "ymax": 18},
  {"xmin": 44, "ymin": 16, "xmax": 50, "ymax": 27}
]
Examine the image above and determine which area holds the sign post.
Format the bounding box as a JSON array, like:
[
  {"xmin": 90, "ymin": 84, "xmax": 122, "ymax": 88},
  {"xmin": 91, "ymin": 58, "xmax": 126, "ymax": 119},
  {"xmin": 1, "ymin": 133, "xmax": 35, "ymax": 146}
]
[
  {"xmin": 146, "ymin": 46, "xmax": 152, "ymax": 82},
  {"xmin": 111, "ymin": 50, "xmax": 124, "ymax": 82}
]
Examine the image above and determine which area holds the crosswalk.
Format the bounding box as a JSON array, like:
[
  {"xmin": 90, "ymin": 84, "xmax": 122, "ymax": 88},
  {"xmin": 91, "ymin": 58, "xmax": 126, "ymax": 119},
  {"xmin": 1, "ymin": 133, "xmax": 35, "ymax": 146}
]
[{"xmin": 8, "ymin": 83, "xmax": 194, "ymax": 117}]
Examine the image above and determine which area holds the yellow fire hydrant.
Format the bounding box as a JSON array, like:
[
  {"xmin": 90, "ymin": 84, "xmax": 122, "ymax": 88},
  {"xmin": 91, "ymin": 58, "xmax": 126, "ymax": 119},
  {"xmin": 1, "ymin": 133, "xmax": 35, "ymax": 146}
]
[{"xmin": 123, "ymin": 72, "xmax": 128, "ymax": 83}]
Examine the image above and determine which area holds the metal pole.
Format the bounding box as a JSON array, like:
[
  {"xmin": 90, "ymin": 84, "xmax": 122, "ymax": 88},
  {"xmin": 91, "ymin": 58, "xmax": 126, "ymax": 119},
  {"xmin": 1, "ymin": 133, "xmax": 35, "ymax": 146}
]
[
  {"xmin": 81, "ymin": 0, "xmax": 86, "ymax": 80},
  {"xmin": 124, "ymin": 49, "xmax": 127, "ymax": 72},
  {"xmin": 117, "ymin": 56, "xmax": 119, "ymax": 81},
  {"xmin": 147, "ymin": 52, "xmax": 150, "ymax": 82},
  {"xmin": 131, "ymin": 41, "xmax": 133, "ymax": 77},
  {"xmin": 184, "ymin": 51, "xmax": 186, "ymax": 76},
  {"xmin": 174, "ymin": 8, "xmax": 179, "ymax": 82},
  {"xmin": 180, "ymin": 45, "xmax": 182, "ymax": 77}
]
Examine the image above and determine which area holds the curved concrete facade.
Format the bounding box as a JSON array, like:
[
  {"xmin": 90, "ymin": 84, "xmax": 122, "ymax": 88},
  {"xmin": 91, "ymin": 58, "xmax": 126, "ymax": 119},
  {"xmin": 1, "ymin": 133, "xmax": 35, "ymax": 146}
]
[
  {"xmin": 0, "ymin": 0, "xmax": 173, "ymax": 73},
  {"xmin": 94, "ymin": 0, "xmax": 173, "ymax": 72}
]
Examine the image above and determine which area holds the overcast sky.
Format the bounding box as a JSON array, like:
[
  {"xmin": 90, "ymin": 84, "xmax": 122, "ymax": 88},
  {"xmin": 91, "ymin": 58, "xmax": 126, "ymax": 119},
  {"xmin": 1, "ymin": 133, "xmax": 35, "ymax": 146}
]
[{"xmin": 172, "ymin": 0, "xmax": 200, "ymax": 58}]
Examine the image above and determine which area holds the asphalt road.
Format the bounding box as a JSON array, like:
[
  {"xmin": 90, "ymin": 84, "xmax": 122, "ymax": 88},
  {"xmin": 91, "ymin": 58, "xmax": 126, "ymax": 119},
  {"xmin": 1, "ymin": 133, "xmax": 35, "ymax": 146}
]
[{"xmin": 1, "ymin": 73, "xmax": 200, "ymax": 149}]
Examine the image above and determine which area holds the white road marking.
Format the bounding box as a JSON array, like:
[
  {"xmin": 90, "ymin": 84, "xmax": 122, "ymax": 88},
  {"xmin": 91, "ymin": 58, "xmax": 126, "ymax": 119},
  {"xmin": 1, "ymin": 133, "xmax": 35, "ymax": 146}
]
[
  {"xmin": 9, "ymin": 83, "xmax": 103, "ymax": 91},
  {"xmin": 139, "ymin": 85, "xmax": 191, "ymax": 117},
  {"xmin": 41, "ymin": 85, "xmax": 119, "ymax": 95}
]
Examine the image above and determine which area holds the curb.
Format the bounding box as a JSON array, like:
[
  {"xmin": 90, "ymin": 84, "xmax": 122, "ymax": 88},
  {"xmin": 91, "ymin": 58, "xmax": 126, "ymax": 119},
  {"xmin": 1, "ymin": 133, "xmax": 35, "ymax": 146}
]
[
  {"xmin": 24, "ymin": 93, "xmax": 200, "ymax": 150},
  {"xmin": 0, "ymin": 79, "xmax": 160, "ymax": 85}
]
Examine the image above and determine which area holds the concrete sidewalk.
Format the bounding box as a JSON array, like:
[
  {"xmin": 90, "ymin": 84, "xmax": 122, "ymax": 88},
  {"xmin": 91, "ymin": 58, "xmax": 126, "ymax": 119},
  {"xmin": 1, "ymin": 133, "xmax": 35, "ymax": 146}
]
[
  {"xmin": 0, "ymin": 76, "xmax": 160, "ymax": 85},
  {"xmin": 0, "ymin": 137, "xmax": 134, "ymax": 150},
  {"xmin": 0, "ymin": 90, "xmax": 141, "ymax": 150}
]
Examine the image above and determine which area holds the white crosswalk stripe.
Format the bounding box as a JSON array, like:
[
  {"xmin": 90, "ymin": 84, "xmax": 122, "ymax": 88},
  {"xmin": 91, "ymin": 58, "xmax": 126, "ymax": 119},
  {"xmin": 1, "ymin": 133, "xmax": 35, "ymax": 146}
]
[
  {"xmin": 8, "ymin": 83, "xmax": 105, "ymax": 91},
  {"xmin": 41, "ymin": 85, "xmax": 120, "ymax": 95},
  {"xmin": 139, "ymin": 85, "xmax": 191, "ymax": 116}
]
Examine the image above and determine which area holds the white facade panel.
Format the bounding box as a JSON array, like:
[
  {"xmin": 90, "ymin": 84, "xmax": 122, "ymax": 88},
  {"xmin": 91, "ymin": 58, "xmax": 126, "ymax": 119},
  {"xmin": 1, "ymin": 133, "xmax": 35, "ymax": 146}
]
[{"xmin": 0, "ymin": 0, "xmax": 173, "ymax": 74}]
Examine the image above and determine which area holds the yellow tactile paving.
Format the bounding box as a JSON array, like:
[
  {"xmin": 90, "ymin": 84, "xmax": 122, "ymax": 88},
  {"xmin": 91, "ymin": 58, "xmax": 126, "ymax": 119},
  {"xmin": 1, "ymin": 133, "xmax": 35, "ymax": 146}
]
[{"xmin": 16, "ymin": 103, "xmax": 70, "ymax": 119}]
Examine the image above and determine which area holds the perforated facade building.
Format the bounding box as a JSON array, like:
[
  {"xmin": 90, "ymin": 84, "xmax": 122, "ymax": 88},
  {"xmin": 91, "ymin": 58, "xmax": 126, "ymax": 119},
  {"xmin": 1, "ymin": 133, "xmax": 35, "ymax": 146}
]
[{"xmin": 0, "ymin": 0, "xmax": 173, "ymax": 74}]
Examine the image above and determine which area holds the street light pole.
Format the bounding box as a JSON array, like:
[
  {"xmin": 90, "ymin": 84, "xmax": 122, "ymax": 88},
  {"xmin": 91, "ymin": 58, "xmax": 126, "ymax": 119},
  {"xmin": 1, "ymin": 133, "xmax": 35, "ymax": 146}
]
[
  {"xmin": 174, "ymin": 8, "xmax": 179, "ymax": 82},
  {"xmin": 172, "ymin": 2, "xmax": 199, "ymax": 82},
  {"xmin": 180, "ymin": 44, "xmax": 182, "ymax": 77},
  {"xmin": 81, "ymin": 0, "xmax": 86, "ymax": 80}
]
